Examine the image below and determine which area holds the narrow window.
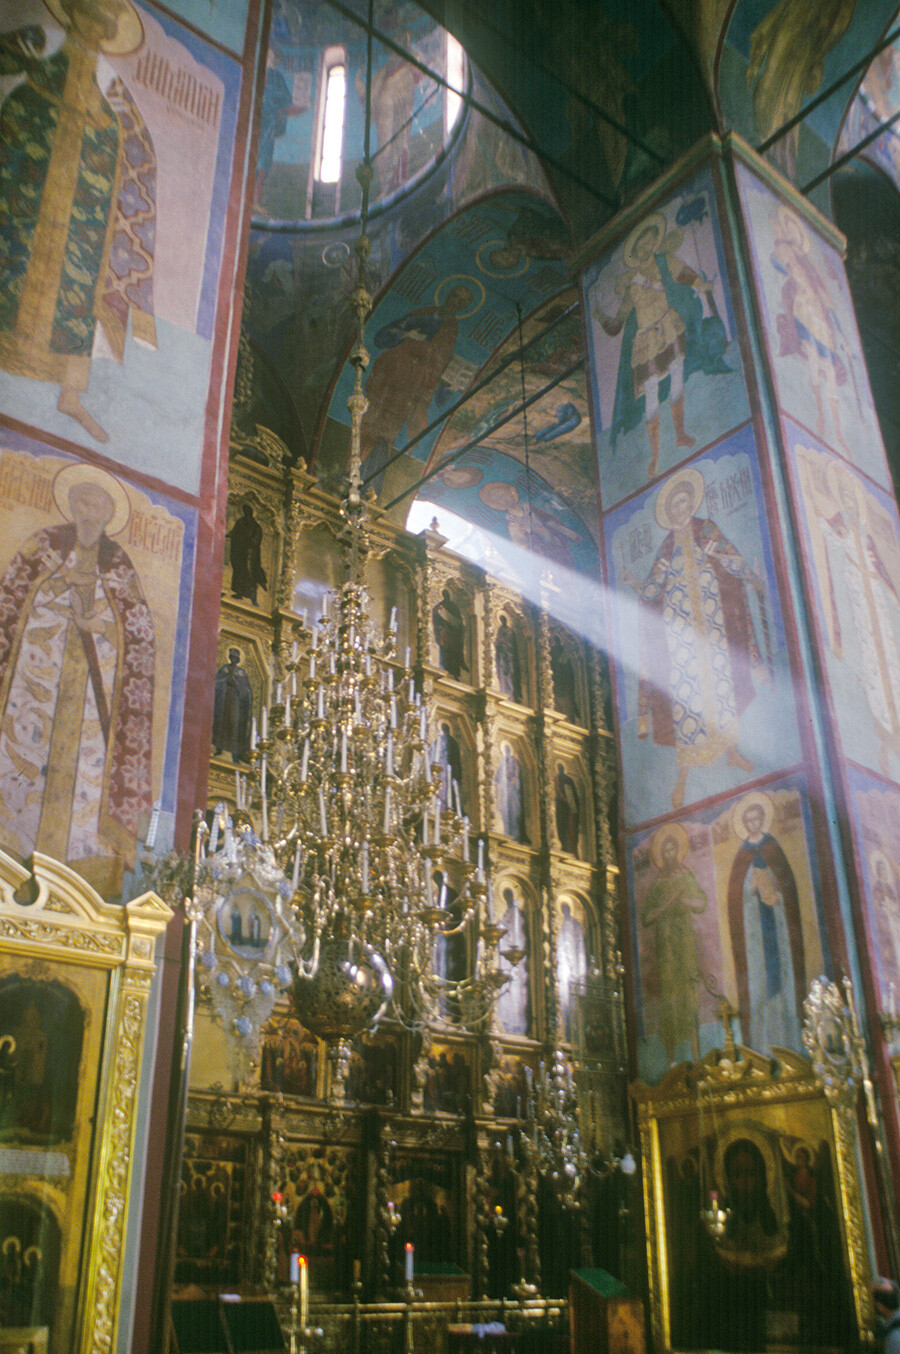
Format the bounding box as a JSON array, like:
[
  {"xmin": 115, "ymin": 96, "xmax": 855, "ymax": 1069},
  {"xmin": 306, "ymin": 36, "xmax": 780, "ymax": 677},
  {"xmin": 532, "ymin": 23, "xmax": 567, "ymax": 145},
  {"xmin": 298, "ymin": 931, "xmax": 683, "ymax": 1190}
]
[
  {"xmin": 317, "ymin": 57, "xmax": 346, "ymax": 183},
  {"xmin": 444, "ymin": 34, "xmax": 464, "ymax": 136}
]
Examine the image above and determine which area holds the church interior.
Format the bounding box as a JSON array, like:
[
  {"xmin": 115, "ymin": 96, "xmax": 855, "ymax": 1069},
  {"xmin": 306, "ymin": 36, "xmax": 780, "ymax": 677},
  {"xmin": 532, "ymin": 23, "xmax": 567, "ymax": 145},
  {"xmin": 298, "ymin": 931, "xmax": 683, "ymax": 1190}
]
[{"xmin": 3, "ymin": 2, "xmax": 900, "ymax": 1352}]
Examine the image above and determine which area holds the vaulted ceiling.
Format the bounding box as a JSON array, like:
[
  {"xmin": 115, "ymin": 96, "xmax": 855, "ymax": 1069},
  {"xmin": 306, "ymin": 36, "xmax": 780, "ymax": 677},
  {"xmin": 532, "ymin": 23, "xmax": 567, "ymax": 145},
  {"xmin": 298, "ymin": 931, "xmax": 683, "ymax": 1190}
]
[{"xmin": 234, "ymin": 0, "xmax": 900, "ymax": 578}]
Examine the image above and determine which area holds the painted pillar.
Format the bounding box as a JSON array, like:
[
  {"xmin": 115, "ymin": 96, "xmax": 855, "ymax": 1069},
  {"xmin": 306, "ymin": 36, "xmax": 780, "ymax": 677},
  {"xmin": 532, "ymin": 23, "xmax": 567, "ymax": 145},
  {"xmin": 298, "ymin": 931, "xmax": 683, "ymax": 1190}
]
[
  {"xmin": 0, "ymin": 1, "xmax": 268, "ymax": 1348},
  {"xmin": 578, "ymin": 134, "xmax": 900, "ymax": 1252}
]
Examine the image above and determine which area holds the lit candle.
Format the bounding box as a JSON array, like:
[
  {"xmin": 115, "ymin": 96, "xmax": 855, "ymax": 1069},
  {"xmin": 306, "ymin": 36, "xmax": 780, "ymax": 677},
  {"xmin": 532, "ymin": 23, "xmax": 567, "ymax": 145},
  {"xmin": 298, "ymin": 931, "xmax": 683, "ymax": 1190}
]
[
  {"xmin": 299, "ymin": 1255, "xmax": 309, "ymax": 1329},
  {"xmin": 404, "ymin": 1242, "xmax": 414, "ymax": 1282}
]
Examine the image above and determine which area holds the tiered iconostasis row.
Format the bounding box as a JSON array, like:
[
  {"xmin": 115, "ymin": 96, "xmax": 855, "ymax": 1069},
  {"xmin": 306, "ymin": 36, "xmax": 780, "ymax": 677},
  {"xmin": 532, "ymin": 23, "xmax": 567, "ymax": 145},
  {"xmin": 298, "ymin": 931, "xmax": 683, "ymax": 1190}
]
[{"xmin": 177, "ymin": 450, "xmax": 627, "ymax": 1305}]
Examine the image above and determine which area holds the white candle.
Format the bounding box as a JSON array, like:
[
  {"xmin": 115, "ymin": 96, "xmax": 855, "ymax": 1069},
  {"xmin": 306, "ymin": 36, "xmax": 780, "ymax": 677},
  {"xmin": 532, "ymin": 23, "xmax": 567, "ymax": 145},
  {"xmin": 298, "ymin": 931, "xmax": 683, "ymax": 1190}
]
[
  {"xmin": 319, "ymin": 787, "xmax": 328, "ymax": 836},
  {"xmin": 420, "ymin": 708, "xmax": 426, "ymax": 741},
  {"xmin": 208, "ymin": 808, "xmax": 220, "ymax": 855},
  {"xmin": 477, "ymin": 837, "xmax": 484, "ymax": 880},
  {"xmin": 462, "ymin": 817, "xmax": 469, "ymax": 862},
  {"xmin": 404, "ymin": 1243, "xmax": 414, "ymax": 1282},
  {"xmin": 405, "ymin": 646, "xmax": 411, "ymax": 669},
  {"xmin": 301, "ymin": 739, "xmax": 310, "ymax": 782},
  {"xmin": 261, "ymin": 705, "xmax": 268, "ymax": 739},
  {"xmin": 383, "ymin": 785, "xmax": 392, "ymax": 835},
  {"xmin": 434, "ymin": 798, "xmax": 441, "ymax": 844},
  {"xmin": 453, "ymin": 780, "xmax": 461, "ymax": 817},
  {"xmin": 299, "ymin": 1256, "xmax": 309, "ymax": 1329},
  {"xmin": 292, "ymin": 841, "xmax": 301, "ymax": 890},
  {"xmin": 284, "ymin": 692, "xmax": 291, "ymax": 725},
  {"xmin": 251, "ymin": 717, "xmax": 258, "ymax": 750},
  {"xmin": 386, "ymin": 733, "xmax": 393, "ymax": 779},
  {"xmin": 292, "ymin": 639, "xmax": 299, "ymax": 664},
  {"xmin": 290, "ymin": 1252, "xmax": 300, "ymax": 1284},
  {"xmin": 341, "ymin": 730, "xmax": 348, "ymax": 772},
  {"xmin": 276, "ymin": 683, "xmax": 283, "ymax": 705},
  {"xmin": 309, "ymin": 652, "xmax": 316, "ymax": 680},
  {"xmin": 318, "ymin": 687, "xmax": 325, "ymax": 720},
  {"xmin": 390, "ymin": 606, "xmax": 398, "ymax": 633}
]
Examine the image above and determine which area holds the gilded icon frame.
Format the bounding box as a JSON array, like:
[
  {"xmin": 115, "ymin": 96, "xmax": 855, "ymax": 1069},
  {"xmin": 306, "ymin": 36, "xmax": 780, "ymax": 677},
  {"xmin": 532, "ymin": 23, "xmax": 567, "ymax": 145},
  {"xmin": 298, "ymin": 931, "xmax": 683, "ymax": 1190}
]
[
  {"xmin": 0, "ymin": 849, "xmax": 172, "ymax": 1354},
  {"xmin": 632, "ymin": 1041, "xmax": 872, "ymax": 1354}
]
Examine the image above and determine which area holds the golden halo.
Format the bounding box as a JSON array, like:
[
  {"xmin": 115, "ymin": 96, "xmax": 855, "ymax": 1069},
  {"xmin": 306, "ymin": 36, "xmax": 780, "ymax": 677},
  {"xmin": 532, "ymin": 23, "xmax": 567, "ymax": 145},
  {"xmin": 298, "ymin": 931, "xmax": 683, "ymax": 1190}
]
[
  {"xmin": 784, "ymin": 1138, "xmax": 818, "ymax": 1168},
  {"xmin": 476, "ymin": 239, "xmax": 529, "ymax": 278},
  {"xmin": 654, "ymin": 467, "xmax": 705, "ymax": 530},
  {"xmin": 479, "ymin": 479, "xmax": 520, "ymax": 511},
  {"xmin": 44, "ymin": 0, "xmax": 144, "ymax": 55},
  {"xmin": 623, "ymin": 212, "xmax": 667, "ymax": 270},
  {"xmin": 650, "ymin": 821, "xmax": 689, "ymax": 870},
  {"xmin": 434, "ymin": 274, "xmax": 485, "ymax": 318},
  {"xmin": 731, "ymin": 790, "xmax": 774, "ymax": 841},
  {"xmin": 53, "ymin": 462, "xmax": 131, "ymax": 537},
  {"xmin": 826, "ymin": 458, "xmax": 867, "ymax": 526},
  {"xmin": 775, "ymin": 204, "xmax": 810, "ymax": 255}
]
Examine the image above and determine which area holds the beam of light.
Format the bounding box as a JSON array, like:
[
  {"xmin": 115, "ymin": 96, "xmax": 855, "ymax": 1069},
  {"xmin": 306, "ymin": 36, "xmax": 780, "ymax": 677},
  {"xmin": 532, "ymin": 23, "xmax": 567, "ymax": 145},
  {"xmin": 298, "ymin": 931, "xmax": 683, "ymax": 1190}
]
[{"xmin": 407, "ymin": 500, "xmax": 791, "ymax": 783}]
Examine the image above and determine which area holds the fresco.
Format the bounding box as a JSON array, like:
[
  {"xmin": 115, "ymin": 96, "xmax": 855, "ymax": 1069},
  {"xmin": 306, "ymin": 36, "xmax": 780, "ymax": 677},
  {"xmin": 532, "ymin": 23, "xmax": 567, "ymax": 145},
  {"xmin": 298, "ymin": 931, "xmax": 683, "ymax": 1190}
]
[
  {"xmin": 627, "ymin": 776, "xmax": 827, "ymax": 1082},
  {"xmin": 422, "ymin": 289, "xmax": 597, "ymax": 544},
  {"xmin": 836, "ymin": 36, "xmax": 900, "ymax": 193},
  {"xmin": 735, "ymin": 163, "xmax": 886, "ymax": 488},
  {"xmin": 848, "ymin": 767, "xmax": 900, "ymax": 1011},
  {"xmin": 718, "ymin": 0, "xmax": 897, "ymax": 187},
  {"xmin": 322, "ymin": 192, "xmax": 570, "ymax": 496},
  {"xmin": 605, "ymin": 428, "xmax": 800, "ymax": 826},
  {"xmin": 0, "ymin": 0, "xmax": 242, "ymax": 494},
  {"xmin": 787, "ymin": 425, "xmax": 900, "ymax": 781},
  {"xmin": 0, "ymin": 434, "xmax": 195, "ymax": 895},
  {"xmin": 583, "ymin": 165, "xmax": 749, "ymax": 510},
  {"xmin": 254, "ymin": 0, "xmax": 463, "ymax": 224}
]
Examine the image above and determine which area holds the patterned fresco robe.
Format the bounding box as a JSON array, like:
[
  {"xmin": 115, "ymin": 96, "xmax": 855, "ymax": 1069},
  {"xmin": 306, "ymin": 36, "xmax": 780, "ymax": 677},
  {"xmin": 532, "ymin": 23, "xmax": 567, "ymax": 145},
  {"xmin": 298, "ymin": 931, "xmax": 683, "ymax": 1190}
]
[
  {"xmin": 0, "ymin": 523, "xmax": 155, "ymax": 888},
  {"xmin": 0, "ymin": 26, "xmax": 157, "ymax": 390},
  {"xmin": 637, "ymin": 515, "xmax": 761, "ymax": 770}
]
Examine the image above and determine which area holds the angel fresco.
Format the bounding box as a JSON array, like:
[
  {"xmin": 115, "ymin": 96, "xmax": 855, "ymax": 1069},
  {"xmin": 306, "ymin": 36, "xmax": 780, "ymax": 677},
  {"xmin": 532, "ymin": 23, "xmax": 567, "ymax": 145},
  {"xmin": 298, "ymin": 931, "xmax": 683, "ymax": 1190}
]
[
  {"xmin": 592, "ymin": 212, "xmax": 730, "ymax": 479},
  {"xmin": 622, "ymin": 468, "xmax": 767, "ymax": 810},
  {"xmin": 0, "ymin": 0, "xmax": 156, "ymax": 445}
]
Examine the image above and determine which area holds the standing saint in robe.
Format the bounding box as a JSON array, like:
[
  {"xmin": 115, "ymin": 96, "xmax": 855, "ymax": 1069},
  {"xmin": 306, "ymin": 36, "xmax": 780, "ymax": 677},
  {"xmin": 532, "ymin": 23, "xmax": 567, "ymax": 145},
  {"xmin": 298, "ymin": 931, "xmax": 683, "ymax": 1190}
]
[
  {"xmin": 727, "ymin": 792, "xmax": 805, "ymax": 1053},
  {"xmin": 624, "ymin": 468, "xmax": 767, "ymax": 810},
  {"xmin": 0, "ymin": 464, "xmax": 154, "ymax": 893},
  {"xmin": 0, "ymin": 0, "xmax": 156, "ymax": 444},
  {"xmin": 494, "ymin": 614, "xmax": 522, "ymax": 701},
  {"xmin": 496, "ymin": 887, "xmax": 529, "ymax": 1035},
  {"xmin": 817, "ymin": 461, "xmax": 900, "ymax": 777},
  {"xmin": 640, "ymin": 823, "xmax": 708, "ymax": 1063}
]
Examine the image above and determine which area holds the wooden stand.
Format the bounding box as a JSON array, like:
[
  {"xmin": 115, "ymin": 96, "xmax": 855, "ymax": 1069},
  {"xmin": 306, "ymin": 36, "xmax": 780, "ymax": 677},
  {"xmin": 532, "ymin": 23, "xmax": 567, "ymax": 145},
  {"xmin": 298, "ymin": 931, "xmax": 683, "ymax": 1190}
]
[{"xmin": 568, "ymin": 1269, "xmax": 645, "ymax": 1354}]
